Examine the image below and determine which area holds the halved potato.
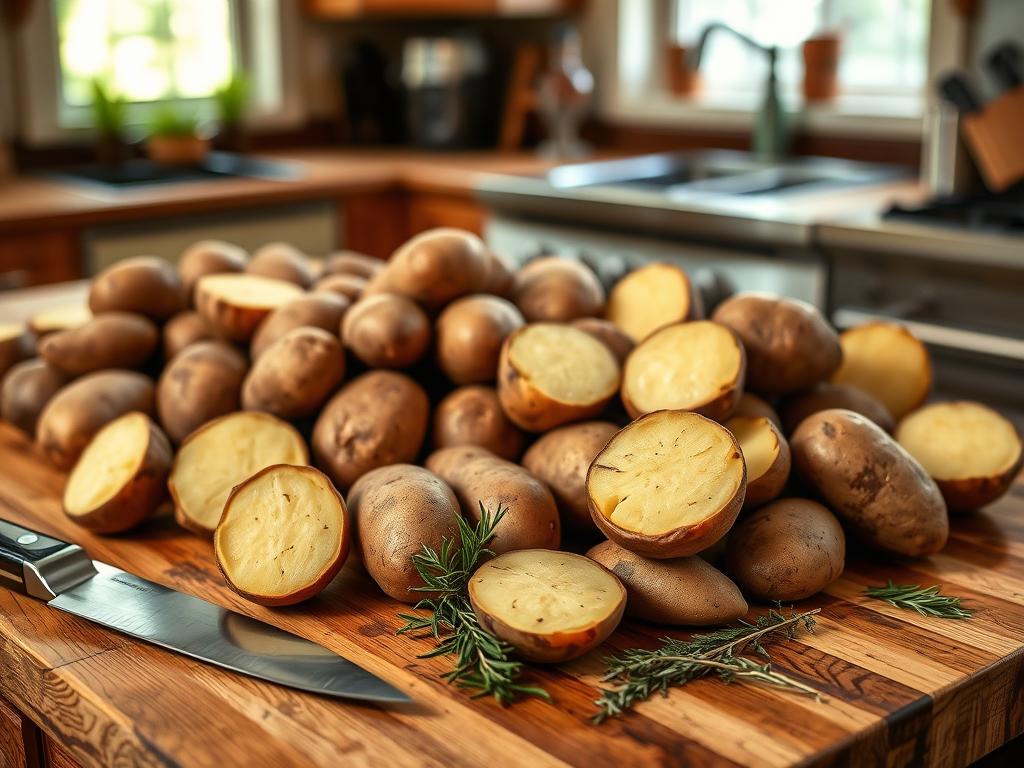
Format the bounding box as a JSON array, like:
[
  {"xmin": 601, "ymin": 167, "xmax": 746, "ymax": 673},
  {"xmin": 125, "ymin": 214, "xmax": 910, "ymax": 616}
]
[
  {"xmin": 178, "ymin": 240, "xmax": 247, "ymax": 297},
  {"xmin": 195, "ymin": 273, "xmax": 304, "ymax": 342},
  {"xmin": 498, "ymin": 323, "xmax": 620, "ymax": 432},
  {"xmin": 62, "ymin": 412, "xmax": 172, "ymax": 533},
  {"xmin": 896, "ymin": 401, "xmax": 1023, "ymax": 511},
  {"xmin": 832, "ymin": 322, "xmax": 932, "ymax": 419},
  {"xmin": 469, "ymin": 549, "xmax": 625, "ymax": 663},
  {"xmin": 587, "ymin": 410, "xmax": 746, "ymax": 558},
  {"xmin": 215, "ymin": 464, "xmax": 349, "ymax": 606},
  {"xmin": 726, "ymin": 416, "xmax": 790, "ymax": 509},
  {"xmin": 622, "ymin": 321, "xmax": 745, "ymax": 421},
  {"xmin": 169, "ymin": 411, "xmax": 308, "ymax": 535},
  {"xmin": 28, "ymin": 304, "xmax": 92, "ymax": 337},
  {"xmin": 606, "ymin": 262, "xmax": 699, "ymax": 342}
]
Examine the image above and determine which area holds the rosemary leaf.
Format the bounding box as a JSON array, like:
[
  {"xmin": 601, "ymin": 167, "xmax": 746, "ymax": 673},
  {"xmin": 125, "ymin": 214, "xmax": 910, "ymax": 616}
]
[{"xmin": 864, "ymin": 580, "xmax": 972, "ymax": 619}]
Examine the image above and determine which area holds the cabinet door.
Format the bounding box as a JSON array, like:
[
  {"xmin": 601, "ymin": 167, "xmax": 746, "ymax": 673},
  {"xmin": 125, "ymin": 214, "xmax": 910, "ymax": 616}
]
[
  {"xmin": 0, "ymin": 695, "xmax": 40, "ymax": 768},
  {"xmin": 43, "ymin": 739, "xmax": 83, "ymax": 768},
  {"xmin": 0, "ymin": 230, "xmax": 80, "ymax": 289},
  {"xmin": 408, "ymin": 193, "xmax": 487, "ymax": 237}
]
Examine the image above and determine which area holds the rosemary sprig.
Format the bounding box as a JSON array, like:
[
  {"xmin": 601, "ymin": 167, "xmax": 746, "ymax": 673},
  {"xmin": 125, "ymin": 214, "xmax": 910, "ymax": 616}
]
[
  {"xmin": 864, "ymin": 580, "xmax": 972, "ymax": 619},
  {"xmin": 593, "ymin": 607, "xmax": 820, "ymax": 723},
  {"xmin": 397, "ymin": 504, "xmax": 551, "ymax": 705}
]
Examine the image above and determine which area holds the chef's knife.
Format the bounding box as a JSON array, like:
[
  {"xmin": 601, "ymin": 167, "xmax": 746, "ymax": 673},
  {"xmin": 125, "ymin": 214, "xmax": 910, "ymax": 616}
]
[
  {"xmin": 938, "ymin": 73, "xmax": 983, "ymax": 114},
  {"xmin": 0, "ymin": 518, "xmax": 409, "ymax": 704},
  {"xmin": 986, "ymin": 41, "xmax": 1023, "ymax": 92}
]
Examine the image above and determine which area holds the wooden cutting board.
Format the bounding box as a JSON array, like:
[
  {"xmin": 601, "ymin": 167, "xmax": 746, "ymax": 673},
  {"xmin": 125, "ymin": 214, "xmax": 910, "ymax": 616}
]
[{"xmin": 0, "ymin": 421, "xmax": 1022, "ymax": 768}]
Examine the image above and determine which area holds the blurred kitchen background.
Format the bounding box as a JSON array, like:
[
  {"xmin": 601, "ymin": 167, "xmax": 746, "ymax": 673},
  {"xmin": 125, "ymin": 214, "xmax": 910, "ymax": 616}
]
[{"xmin": 0, "ymin": 0, "xmax": 1022, "ymax": 420}]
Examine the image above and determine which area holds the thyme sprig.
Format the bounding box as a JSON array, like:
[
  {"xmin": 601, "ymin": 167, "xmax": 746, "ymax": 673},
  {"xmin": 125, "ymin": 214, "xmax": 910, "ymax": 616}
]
[
  {"xmin": 593, "ymin": 607, "xmax": 820, "ymax": 723},
  {"xmin": 397, "ymin": 504, "xmax": 550, "ymax": 705},
  {"xmin": 864, "ymin": 580, "xmax": 972, "ymax": 619}
]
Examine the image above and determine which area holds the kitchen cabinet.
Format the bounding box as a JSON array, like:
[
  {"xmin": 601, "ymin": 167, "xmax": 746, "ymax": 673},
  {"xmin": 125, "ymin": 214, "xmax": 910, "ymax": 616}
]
[
  {"xmin": 305, "ymin": 0, "xmax": 582, "ymax": 18},
  {"xmin": 408, "ymin": 192, "xmax": 487, "ymax": 236},
  {"xmin": 0, "ymin": 230, "xmax": 80, "ymax": 290},
  {"xmin": 43, "ymin": 739, "xmax": 84, "ymax": 768},
  {"xmin": 0, "ymin": 695, "xmax": 40, "ymax": 768}
]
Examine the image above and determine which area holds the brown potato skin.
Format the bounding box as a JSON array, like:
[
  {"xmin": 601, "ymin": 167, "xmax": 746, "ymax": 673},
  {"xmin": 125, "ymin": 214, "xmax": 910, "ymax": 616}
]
[
  {"xmin": 432, "ymin": 386, "xmax": 524, "ymax": 461},
  {"xmin": 341, "ymin": 293, "xmax": 430, "ymax": 369},
  {"xmin": 782, "ymin": 382, "xmax": 894, "ymax": 435},
  {"xmin": 63, "ymin": 415, "xmax": 172, "ymax": 534},
  {"xmin": 36, "ymin": 370, "xmax": 155, "ymax": 470},
  {"xmin": 521, "ymin": 421, "xmax": 619, "ymax": 535},
  {"xmin": 163, "ymin": 311, "xmax": 214, "ymax": 359},
  {"xmin": 587, "ymin": 540, "xmax": 748, "ymax": 625},
  {"xmin": 735, "ymin": 417, "xmax": 791, "ymax": 509},
  {"xmin": 39, "ymin": 312, "xmax": 158, "ymax": 376},
  {"xmin": 243, "ymin": 327, "xmax": 345, "ymax": 420},
  {"xmin": 1, "ymin": 360, "xmax": 68, "ymax": 435},
  {"xmin": 347, "ymin": 464, "xmax": 461, "ymax": 602},
  {"xmin": 322, "ymin": 251, "xmax": 384, "ymax": 280},
  {"xmin": 89, "ymin": 256, "xmax": 187, "ymax": 321},
  {"xmin": 933, "ymin": 461, "xmax": 1023, "ymax": 512},
  {"xmin": 312, "ymin": 370, "xmax": 429, "ymax": 491},
  {"xmin": 724, "ymin": 498, "xmax": 845, "ymax": 601},
  {"xmin": 313, "ymin": 273, "xmax": 367, "ymax": 302},
  {"xmin": 712, "ymin": 293, "xmax": 841, "ymax": 395},
  {"xmin": 791, "ymin": 409, "xmax": 948, "ymax": 556},
  {"xmin": 435, "ymin": 295, "xmax": 525, "ymax": 384},
  {"xmin": 732, "ymin": 392, "xmax": 782, "ymax": 429},
  {"xmin": 178, "ymin": 240, "xmax": 247, "ymax": 298},
  {"xmin": 425, "ymin": 445, "xmax": 560, "ymax": 554},
  {"xmin": 571, "ymin": 318, "xmax": 635, "ymax": 365},
  {"xmin": 250, "ymin": 293, "xmax": 349, "ymax": 360},
  {"xmin": 511, "ymin": 257, "xmax": 605, "ymax": 322},
  {"xmin": 157, "ymin": 341, "xmax": 248, "ymax": 443},
  {"xmin": 246, "ymin": 242, "xmax": 314, "ymax": 288},
  {"xmin": 215, "ymin": 464, "xmax": 349, "ymax": 607},
  {"xmin": 480, "ymin": 250, "xmax": 515, "ymax": 298},
  {"xmin": 0, "ymin": 329, "xmax": 34, "ymax": 380}
]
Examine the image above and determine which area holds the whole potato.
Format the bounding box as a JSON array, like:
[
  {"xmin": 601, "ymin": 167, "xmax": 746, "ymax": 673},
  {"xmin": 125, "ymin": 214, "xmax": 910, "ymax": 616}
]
[
  {"xmin": 781, "ymin": 382, "xmax": 894, "ymax": 435},
  {"xmin": 89, "ymin": 256, "xmax": 187, "ymax": 321},
  {"xmin": 178, "ymin": 240, "xmax": 247, "ymax": 298},
  {"xmin": 791, "ymin": 409, "xmax": 948, "ymax": 556},
  {"xmin": 724, "ymin": 498, "xmax": 845, "ymax": 601},
  {"xmin": 163, "ymin": 311, "xmax": 214, "ymax": 359},
  {"xmin": 342, "ymin": 293, "xmax": 430, "ymax": 369},
  {"xmin": 250, "ymin": 293, "xmax": 349, "ymax": 360},
  {"xmin": 246, "ymin": 242, "xmax": 314, "ymax": 288},
  {"xmin": 347, "ymin": 464, "xmax": 461, "ymax": 601},
  {"xmin": 512, "ymin": 257, "xmax": 605, "ymax": 322},
  {"xmin": 432, "ymin": 385, "xmax": 524, "ymax": 461},
  {"xmin": 435, "ymin": 294, "xmax": 524, "ymax": 384},
  {"xmin": 0, "ymin": 325, "xmax": 34, "ymax": 380},
  {"xmin": 242, "ymin": 327, "xmax": 345, "ymax": 420},
  {"xmin": 571, "ymin": 317, "xmax": 635, "ymax": 365},
  {"xmin": 314, "ymin": 273, "xmax": 367, "ymax": 302},
  {"xmin": 480, "ymin": 250, "xmax": 515, "ymax": 298},
  {"xmin": 36, "ymin": 370, "xmax": 155, "ymax": 470},
  {"xmin": 313, "ymin": 370, "xmax": 429, "ymax": 490},
  {"xmin": 39, "ymin": 312, "xmax": 158, "ymax": 376},
  {"xmin": 1, "ymin": 360, "xmax": 68, "ymax": 435},
  {"xmin": 322, "ymin": 251, "xmax": 384, "ymax": 280},
  {"xmin": 521, "ymin": 421, "xmax": 618, "ymax": 536},
  {"xmin": 712, "ymin": 293, "xmax": 841, "ymax": 394},
  {"xmin": 157, "ymin": 341, "xmax": 248, "ymax": 443}
]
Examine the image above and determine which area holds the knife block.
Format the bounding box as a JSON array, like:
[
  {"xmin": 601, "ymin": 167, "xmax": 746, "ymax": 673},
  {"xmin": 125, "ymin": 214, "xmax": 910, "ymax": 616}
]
[{"xmin": 961, "ymin": 85, "xmax": 1024, "ymax": 191}]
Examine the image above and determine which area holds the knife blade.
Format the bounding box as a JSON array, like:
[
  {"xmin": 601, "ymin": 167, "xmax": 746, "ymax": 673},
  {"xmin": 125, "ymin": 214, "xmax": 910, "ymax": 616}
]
[{"xmin": 0, "ymin": 518, "xmax": 409, "ymax": 704}]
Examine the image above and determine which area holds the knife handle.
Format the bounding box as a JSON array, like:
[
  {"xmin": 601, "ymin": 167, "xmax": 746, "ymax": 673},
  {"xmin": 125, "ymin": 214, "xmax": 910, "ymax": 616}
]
[{"xmin": 0, "ymin": 518, "xmax": 96, "ymax": 600}]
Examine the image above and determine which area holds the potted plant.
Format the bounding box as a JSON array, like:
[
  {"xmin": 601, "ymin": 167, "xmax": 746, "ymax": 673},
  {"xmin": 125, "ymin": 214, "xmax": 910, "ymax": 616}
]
[
  {"xmin": 213, "ymin": 72, "xmax": 249, "ymax": 153},
  {"xmin": 91, "ymin": 79, "xmax": 129, "ymax": 166},
  {"xmin": 146, "ymin": 107, "xmax": 209, "ymax": 166}
]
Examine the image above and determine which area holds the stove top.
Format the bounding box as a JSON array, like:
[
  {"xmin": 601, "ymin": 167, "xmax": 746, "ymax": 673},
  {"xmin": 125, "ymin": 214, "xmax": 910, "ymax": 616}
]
[{"xmin": 885, "ymin": 187, "xmax": 1024, "ymax": 234}]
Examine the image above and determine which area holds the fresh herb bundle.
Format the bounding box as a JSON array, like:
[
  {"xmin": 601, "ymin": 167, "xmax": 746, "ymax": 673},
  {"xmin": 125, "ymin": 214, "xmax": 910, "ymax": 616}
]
[
  {"xmin": 397, "ymin": 504, "xmax": 550, "ymax": 705},
  {"xmin": 864, "ymin": 581, "xmax": 972, "ymax": 619},
  {"xmin": 593, "ymin": 607, "xmax": 820, "ymax": 723}
]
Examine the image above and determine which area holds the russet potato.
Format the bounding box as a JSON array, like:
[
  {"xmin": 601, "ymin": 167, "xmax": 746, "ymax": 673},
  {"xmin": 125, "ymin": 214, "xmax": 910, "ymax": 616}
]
[
  {"xmin": 156, "ymin": 341, "xmax": 248, "ymax": 443},
  {"xmin": 89, "ymin": 256, "xmax": 187, "ymax": 321},
  {"xmin": 432, "ymin": 385, "xmax": 524, "ymax": 461}
]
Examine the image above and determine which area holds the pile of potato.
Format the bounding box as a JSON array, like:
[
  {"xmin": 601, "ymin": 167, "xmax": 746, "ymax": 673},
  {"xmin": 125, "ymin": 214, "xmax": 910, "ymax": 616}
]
[{"xmin": 1, "ymin": 228, "xmax": 1021, "ymax": 665}]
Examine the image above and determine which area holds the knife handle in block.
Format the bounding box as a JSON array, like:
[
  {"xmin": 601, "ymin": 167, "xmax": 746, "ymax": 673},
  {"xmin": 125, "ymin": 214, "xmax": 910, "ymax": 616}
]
[{"xmin": 0, "ymin": 518, "xmax": 96, "ymax": 600}]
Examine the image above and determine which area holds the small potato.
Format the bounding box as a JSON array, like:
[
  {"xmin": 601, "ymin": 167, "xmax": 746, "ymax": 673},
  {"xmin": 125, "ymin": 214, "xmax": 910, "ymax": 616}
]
[
  {"xmin": 162, "ymin": 311, "xmax": 214, "ymax": 359},
  {"xmin": 246, "ymin": 242, "xmax": 315, "ymax": 288},
  {"xmin": 605, "ymin": 262, "xmax": 700, "ymax": 342},
  {"xmin": 178, "ymin": 240, "xmax": 247, "ymax": 297},
  {"xmin": 480, "ymin": 250, "xmax": 515, "ymax": 298},
  {"xmin": 588, "ymin": 540, "xmax": 748, "ymax": 625},
  {"xmin": 242, "ymin": 327, "xmax": 345, "ymax": 420},
  {"xmin": 314, "ymin": 273, "xmax": 367, "ymax": 302},
  {"xmin": 571, "ymin": 317, "xmax": 635, "ymax": 365},
  {"xmin": 791, "ymin": 409, "xmax": 948, "ymax": 557},
  {"xmin": 347, "ymin": 464, "xmax": 461, "ymax": 601},
  {"xmin": 250, "ymin": 293, "xmax": 349, "ymax": 360},
  {"xmin": 521, "ymin": 421, "xmax": 618, "ymax": 536},
  {"xmin": 36, "ymin": 370, "xmax": 155, "ymax": 470},
  {"xmin": 89, "ymin": 256, "xmax": 187, "ymax": 321},
  {"xmin": 1, "ymin": 360, "xmax": 68, "ymax": 435},
  {"xmin": 781, "ymin": 382, "xmax": 894, "ymax": 435},
  {"xmin": 732, "ymin": 392, "xmax": 782, "ymax": 430},
  {"xmin": 39, "ymin": 312, "xmax": 158, "ymax": 376},
  {"xmin": 724, "ymin": 498, "xmax": 845, "ymax": 601},
  {"xmin": 0, "ymin": 324, "xmax": 34, "ymax": 380},
  {"xmin": 435, "ymin": 294, "xmax": 524, "ymax": 384},
  {"xmin": 432, "ymin": 385, "xmax": 524, "ymax": 461},
  {"xmin": 725, "ymin": 416, "xmax": 790, "ymax": 509},
  {"xmin": 313, "ymin": 370, "xmax": 429, "ymax": 491},
  {"xmin": 322, "ymin": 251, "xmax": 384, "ymax": 280},
  {"xmin": 426, "ymin": 445, "xmax": 560, "ymax": 554},
  {"xmin": 342, "ymin": 293, "xmax": 430, "ymax": 369},
  {"xmin": 157, "ymin": 341, "xmax": 248, "ymax": 443},
  {"xmin": 195, "ymin": 273, "xmax": 304, "ymax": 342},
  {"xmin": 712, "ymin": 293, "xmax": 841, "ymax": 395},
  {"xmin": 512, "ymin": 256, "xmax": 605, "ymax": 322}
]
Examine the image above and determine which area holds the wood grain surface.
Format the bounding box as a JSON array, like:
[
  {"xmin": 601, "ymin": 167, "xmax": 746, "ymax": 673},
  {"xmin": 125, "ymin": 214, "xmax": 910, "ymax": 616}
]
[{"xmin": 0, "ymin": 421, "xmax": 1022, "ymax": 768}]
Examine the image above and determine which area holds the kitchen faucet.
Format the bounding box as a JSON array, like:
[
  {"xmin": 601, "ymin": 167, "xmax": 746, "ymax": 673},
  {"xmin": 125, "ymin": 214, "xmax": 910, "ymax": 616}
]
[{"xmin": 687, "ymin": 22, "xmax": 789, "ymax": 161}]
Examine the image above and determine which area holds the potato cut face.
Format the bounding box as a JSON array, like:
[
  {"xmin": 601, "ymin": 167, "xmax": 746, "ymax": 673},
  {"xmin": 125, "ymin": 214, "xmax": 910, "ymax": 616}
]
[
  {"xmin": 63, "ymin": 412, "xmax": 149, "ymax": 516},
  {"xmin": 199, "ymin": 274, "xmax": 303, "ymax": 308},
  {"xmin": 897, "ymin": 402, "xmax": 1021, "ymax": 481},
  {"xmin": 590, "ymin": 411, "xmax": 744, "ymax": 535},
  {"xmin": 607, "ymin": 263, "xmax": 692, "ymax": 342},
  {"xmin": 726, "ymin": 416, "xmax": 779, "ymax": 482},
  {"xmin": 471, "ymin": 550, "xmax": 623, "ymax": 634},
  {"xmin": 171, "ymin": 413, "xmax": 307, "ymax": 531},
  {"xmin": 0, "ymin": 323, "xmax": 25, "ymax": 341},
  {"xmin": 509, "ymin": 324, "xmax": 619, "ymax": 404},
  {"xmin": 833, "ymin": 323, "xmax": 931, "ymax": 419},
  {"xmin": 30, "ymin": 305, "xmax": 92, "ymax": 333},
  {"xmin": 624, "ymin": 321, "xmax": 742, "ymax": 415},
  {"xmin": 217, "ymin": 466, "xmax": 345, "ymax": 600}
]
